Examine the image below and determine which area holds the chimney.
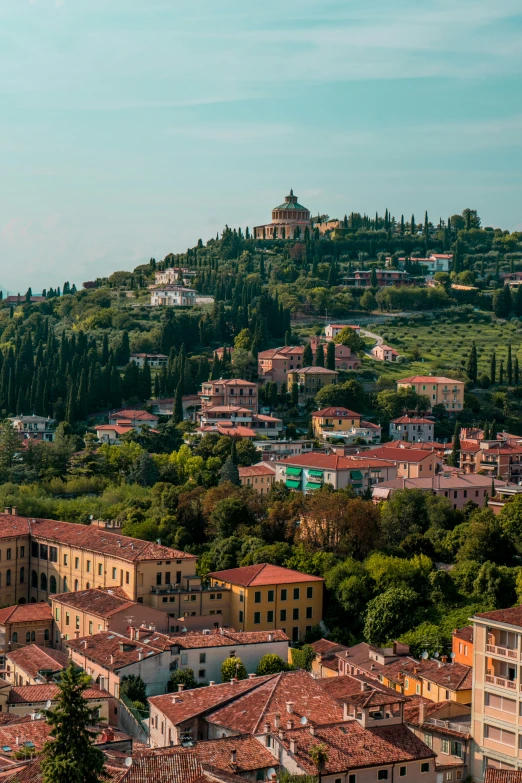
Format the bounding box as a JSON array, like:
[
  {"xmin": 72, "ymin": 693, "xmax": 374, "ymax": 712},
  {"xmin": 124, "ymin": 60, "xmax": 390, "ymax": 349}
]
[
  {"xmin": 268, "ymin": 633, "xmax": 273, "ymax": 642},
  {"xmin": 138, "ymin": 651, "xmax": 143, "ymax": 661},
  {"xmin": 11, "ymin": 506, "xmax": 17, "ymax": 516},
  {"xmin": 110, "ymin": 654, "xmax": 114, "ymax": 665},
  {"xmin": 209, "ymin": 681, "xmax": 215, "ymax": 686},
  {"xmin": 287, "ymin": 720, "xmax": 293, "ymax": 730},
  {"xmin": 419, "ymin": 700, "xmax": 426, "ymax": 724},
  {"xmin": 360, "ymin": 681, "xmax": 370, "ymax": 691},
  {"xmin": 289, "ymin": 739, "xmax": 297, "ymax": 754},
  {"xmin": 286, "ymin": 701, "xmax": 294, "ymax": 714},
  {"xmin": 413, "ymin": 667, "xmax": 419, "ymax": 674},
  {"xmin": 441, "ymin": 655, "xmax": 448, "ymax": 664},
  {"xmin": 178, "ymin": 684, "xmax": 184, "ymax": 692},
  {"xmin": 345, "ymin": 651, "xmax": 349, "ymax": 657},
  {"xmin": 278, "ymin": 729, "xmax": 285, "ymax": 740},
  {"xmin": 264, "ymin": 723, "xmax": 270, "ymax": 734},
  {"xmin": 4, "ymin": 507, "xmax": 11, "ymax": 515},
  {"xmin": 129, "ymin": 626, "xmax": 134, "ymax": 640},
  {"xmin": 309, "ymin": 725, "xmax": 316, "ymax": 736},
  {"xmin": 274, "ymin": 714, "xmax": 280, "ymax": 729},
  {"xmin": 392, "ymin": 641, "xmax": 397, "ymax": 654}
]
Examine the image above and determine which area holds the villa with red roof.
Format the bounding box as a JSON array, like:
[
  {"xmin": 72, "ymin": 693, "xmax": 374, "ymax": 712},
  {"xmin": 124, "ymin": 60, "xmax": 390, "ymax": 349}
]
[
  {"xmin": 389, "ymin": 415, "xmax": 435, "ymax": 443},
  {"xmin": 275, "ymin": 452, "xmax": 397, "ymax": 494},
  {"xmin": 397, "ymin": 376, "xmax": 465, "ymax": 413},
  {"xmin": 311, "ymin": 407, "xmax": 381, "ymax": 444}
]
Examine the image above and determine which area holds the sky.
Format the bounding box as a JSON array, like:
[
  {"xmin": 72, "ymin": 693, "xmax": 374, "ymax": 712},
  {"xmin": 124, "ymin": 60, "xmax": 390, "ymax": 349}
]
[{"xmin": 0, "ymin": 0, "xmax": 522, "ymax": 292}]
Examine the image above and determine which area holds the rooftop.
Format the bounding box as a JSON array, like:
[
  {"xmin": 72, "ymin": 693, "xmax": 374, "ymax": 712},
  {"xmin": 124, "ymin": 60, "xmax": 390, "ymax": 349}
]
[
  {"xmin": 238, "ymin": 464, "xmax": 276, "ymax": 478},
  {"xmin": 150, "ymin": 734, "xmax": 278, "ymax": 774},
  {"xmin": 166, "ymin": 628, "xmax": 288, "ymax": 650},
  {"xmin": 320, "ymin": 674, "xmax": 406, "ymax": 706},
  {"xmin": 484, "ymin": 772, "xmax": 522, "ymax": 783},
  {"xmin": 390, "ymin": 416, "xmax": 434, "ymax": 425},
  {"xmin": 109, "ymin": 410, "xmax": 158, "ymax": 421},
  {"xmin": 6, "ymin": 646, "xmax": 68, "ymax": 679},
  {"xmin": 289, "ymin": 366, "xmax": 338, "ymax": 375},
  {"xmin": 312, "ymin": 407, "xmax": 361, "ymax": 418},
  {"xmin": 474, "ymin": 605, "xmax": 522, "ymax": 628},
  {"xmin": 208, "ymin": 563, "xmax": 323, "ymax": 587},
  {"xmin": 356, "ymin": 446, "xmax": 434, "ymax": 463},
  {"xmin": 397, "ymin": 376, "xmax": 464, "ymax": 385},
  {"xmin": 453, "ymin": 626, "xmax": 474, "ymax": 643},
  {"xmin": 0, "ymin": 513, "xmax": 196, "ymax": 564},
  {"xmin": 52, "ymin": 587, "xmax": 135, "ymax": 618},
  {"xmin": 8, "ymin": 683, "xmax": 112, "ymax": 705},
  {"xmin": 277, "ymin": 453, "xmax": 394, "ymax": 471},
  {"xmin": 65, "ymin": 632, "xmax": 164, "ymax": 671},
  {"xmin": 0, "ymin": 603, "xmax": 52, "ymax": 626}
]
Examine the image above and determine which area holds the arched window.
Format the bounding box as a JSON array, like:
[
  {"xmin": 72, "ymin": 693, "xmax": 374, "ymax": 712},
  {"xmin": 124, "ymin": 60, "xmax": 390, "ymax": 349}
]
[
  {"xmin": 40, "ymin": 573, "xmax": 47, "ymax": 591},
  {"xmin": 62, "ymin": 576, "xmax": 68, "ymax": 593},
  {"xmin": 26, "ymin": 631, "xmax": 31, "ymax": 643},
  {"xmin": 74, "ymin": 579, "xmax": 79, "ymax": 591},
  {"xmin": 86, "ymin": 582, "xmax": 90, "ymax": 590},
  {"xmin": 18, "ymin": 597, "xmax": 26, "ymax": 605},
  {"xmin": 49, "ymin": 576, "xmax": 57, "ymax": 595},
  {"xmin": 11, "ymin": 632, "xmax": 18, "ymax": 643},
  {"xmin": 20, "ymin": 567, "xmax": 25, "ymax": 584},
  {"xmin": 44, "ymin": 629, "xmax": 50, "ymax": 642},
  {"xmin": 31, "ymin": 571, "xmax": 38, "ymax": 588},
  {"xmin": 30, "ymin": 597, "xmax": 36, "ymax": 603},
  {"xmin": 6, "ymin": 570, "xmax": 11, "ymax": 586},
  {"xmin": 31, "ymin": 631, "xmax": 35, "ymax": 642}
]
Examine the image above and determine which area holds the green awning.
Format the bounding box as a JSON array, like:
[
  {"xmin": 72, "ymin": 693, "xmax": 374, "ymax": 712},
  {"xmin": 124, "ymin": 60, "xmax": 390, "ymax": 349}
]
[
  {"xmin": 351, "ymin": 483, "xmax": 363, "ymax": 488},
  {"xmin": 371, "ymin": 468, "xmax": 381, "ymax": 472},
  {"xmin": 308, "ymin": 470, "xmax": 323, "ymax": 477},
  {"xmin": 286, "ymin": 467, "xmax": 303, "ymax": 476},
  {"xmin": 350, "ymin": 470, "xmax": 363, "ymax": 479},
  {"xmin": 286, "ymin": 479, "xmax": 301, "ymax": 489},
  {"xmin": 305, "ymin": 482, "xmax": 321, "ymax": 490}
]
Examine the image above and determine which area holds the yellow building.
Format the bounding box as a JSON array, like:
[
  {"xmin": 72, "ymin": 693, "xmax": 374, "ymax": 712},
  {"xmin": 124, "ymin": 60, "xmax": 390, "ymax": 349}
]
[
  {"xmin": 311, "ymin": 406, "xmax": 362, "ymax": 438},
  {"xmin": 0, "ymin": 509, "xmax": 197, "ymax": 608},
  {"xmin": 396, "ymin": 376, "xmax": 465, "ymax": 413},
  {"xmin": 208, "ymin": 563, "xmax": 323, "ymax": 643},
  {"xmin": 381, "ymin": 658, "xmax": 472, "ymax": 705},
  {"xmin": 0, "ymin": 603, "xmax": 53, "ymax": 668},
  {"xmin": 287, "ymin": 367, "xmax": 338, "ymax": 403}
]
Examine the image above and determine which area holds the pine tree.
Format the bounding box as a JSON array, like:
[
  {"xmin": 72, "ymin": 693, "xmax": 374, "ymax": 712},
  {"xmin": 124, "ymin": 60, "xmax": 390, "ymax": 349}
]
[
  {"xmin": 41, "ymin": 661, "xmax": 106, "ymax": 783},
  {"xmin": 0, "ymin": 420, "xmax": 20, "ymax": 472},
  {"xmin": 326, "ymin": 341, "xmax": 336, "ymax": 371},
  {"xmin": 507, "ymin": 344, "xmax": 513, "ymax": 386},
  {"xmin": 219, "ymin": 456, "xmax": 240, "ymax": 486},
  {"xmin": 490, "ymin": 351, "xmax": 496, "ymax": 385},
  {"xmin": 303, "ymin": 343, "xmax": 313, "ymax": 367},
  {"xmin": 448, "ymin": 420, "xmax": 461, "ymax": 467},
  {"xmin": 315, "ymin": 344, "xmax": 325, "ymax": 367},
  {"xmin": 466, "ymin": 342, "xmax": 478, "ymax": 384}
]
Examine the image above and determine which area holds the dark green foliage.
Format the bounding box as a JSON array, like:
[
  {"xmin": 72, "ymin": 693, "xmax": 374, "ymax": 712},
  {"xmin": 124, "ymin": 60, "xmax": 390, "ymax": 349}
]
[
  {"xmin": 120, "ymin": 674, "xmax": 147, "ymax": 703},
  {"xmin": 219, "ymin": 457, "xmax": 240, "ymax": 485},
  {"xmin": 325, "ymin": 341, "xmax": 336, "ymax": 371},
  {"xmin": 303, "ymin": 343, "xmax": 313, "ymax": 366},
  {"xmin": 168, "ymin": 668, "xmax": 199, "ymax": 691},
  {"xmin": 364, "ymin": 586, "xmax": 420, "ymax": 645},
  {"xmin": 256, "ymin": 654, "xmax": 292, "ymax": 675}
]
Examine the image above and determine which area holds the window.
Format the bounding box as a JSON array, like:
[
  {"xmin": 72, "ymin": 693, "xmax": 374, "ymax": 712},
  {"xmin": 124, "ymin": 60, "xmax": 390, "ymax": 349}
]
[
  {"xmin": 75, "ymin": 558, "xmax": 80, "ymax": 569},
  {"xmin": 378, "ymin": 772, "xmax": 389, "ymax": 781},
  {"xmin": 89, "ymin": 621, "xmax": 93, "ymax": 634},
  {"xmin": 31, "ymin": 541, "xmax": 38, "ymax": 558},
  {"xmin": 306, "ymin": 586, "xmax": 313, "ymax": 599},
  {"xmin": 421, "ymin": 763, "xmax": 429, "ymax": 773},
  {"xmin": 98, "ymin": 564, "xmax": 103, "ymax": 576},
  {"xmin": 441, "ymin": 739, "xmax": 450, "ymax": 754},
  {"xmin": 19, "ymin": 566, "xmax": 25, "ymax": 584},
  {"xmin": 63, "ymin": 554, "xmax": 68, "ymax": 565},
  {"xmin": 6, "ymin": 548, "xmax": 11, "ymax": 560},
  {"xmin": 280, "ymin": 609, "xmax": 287, "ymax": 621},
  {"xmin": 281, "ymin": 589, "xmax": 287, "ymax": 601},
  {"xmin": 416, "ymin": 684, "xmax": 421, "ymax": 694},
  {"xmin": 424, "ymin": 734, "xmax": 432, "ymax": 749},
  {"xmin": 451, "ymin": 742, "xmax": 463, "ymax": 758},
  {"xmin": 267, "ymin": 610, "xmax": 274, "ymax": 623},
  {"xmin": 199, "ymin": 653, "xmax": 206, "ymax": 664},
  {"xmin": 349, "ymin": 777, "xmax": 356, "ymax": 783},
  {"xmin": 165, "ymin": 572, "xmax": 171, "ymax": 584},
  {"xmin": 293, "ymin": 588, "xmax": 300, "ymax": 600},
  {"xmin": 49, "ymin": 575, "xmax": 57, "ymax": 594},
  {"xmin": 126, "ymin": 572, "xmax": 130, "ymax": 584},
  {"xmin": 156, "ymin": 573, "xmax": 162, "ymax": 586},
  {"xmin": 239, "ymin": 592, "xmax": 244, "ymax": 603},
  {"xmin": 50, "ymin": 547, "xmax": 58, "ymax": 563},
  {"xmin": 65, "ymin": 613, "xmax": 70, "ymax": 626},
  {"xmin": 198, "ymin": 669, "xmax": 206, "ymax": 679},
  {"xmin": 11, "ymin": 632, "xmax": 18, "ymax": 643},
  {"xmin": 75, "ymin": 615, "xmax": 80, "ymax": 630},
  {"xmin": 239, "ymin": 611, "xmax": 244, "ymax": 623},
  {"xmin": 20, "ymin": 546, "xmax": 24, "ymax": 558},
  {"xmin": 306, "ymin": 607, "xmax": 313, "ymax": 619},
  {"xmin": 176, "ymin": 571, "xmax": 182, "ymax": 584},
  {"xmin": 292, "ymin": 608, "xmax": 299, "ymax": 620},
  {"xmin": 254, "ymin": 591, "xmax": 261, "ymax": 603},
  {"xmin": 399, "ymin": 768, "xmax": 406, "ymax": 778},
  {"xmin": 40, "ymin": 544, "xmax": 48, "ymax": 560},
  {"xmin": 5, "ymin": 570, "xmax": 10, "ymax": 586},
  {"xmin": 40, "ymin": 573, "xmax": 47, "ymax": 591},
  {"xmin": 267, "ymin": 590, "xmax": 274, "ymax": 602},
  {"xmin": 254, "ymin": 612, "xmax": 261, "ymax": 624},
  {"xmin": 31, "ymin": 570, "xmax": 38, "ymax": 588},
  {"xmin": 426, "ymin": 681, "xmax": 431, "ymax": 692},
  {"xmin": 26, "ymin": 631, "xmax": 31, "ymax": 643}
]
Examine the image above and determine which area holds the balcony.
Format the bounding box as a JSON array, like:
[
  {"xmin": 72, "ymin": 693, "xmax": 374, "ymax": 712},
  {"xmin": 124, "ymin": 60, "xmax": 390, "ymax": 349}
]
[
  {"xmin": 487, "ymin": 644, "xmax": 519, "ymax": 660},
  {"xmin": 485, "ymin": 674, "xmax": 517, "ymax": 690},
  {"xmin": 425, "ymin": 717, "xmax": 471, "ymax": 735}
]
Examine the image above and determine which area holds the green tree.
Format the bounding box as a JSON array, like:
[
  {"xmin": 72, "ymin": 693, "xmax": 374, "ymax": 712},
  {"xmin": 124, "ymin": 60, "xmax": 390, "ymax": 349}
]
[
  {"xmin": 236, "ymin": 439, "xmax": 258, "ymax": 467},
  {"xmin": 315, "ymin": 380, "xmax": 365, "ymax": 411},
  {"xmin": 0, "ymin": 419, "xmax": 20, "ymax": 473},
  {"xmin": 447, "ymin": 420, "xmax": 461, "ymax": 467},
  {"xmin": 493, "ymin": 286, "xmax": 512, "ymax": 318},
  {"xmin": 490, "ymin": 351, "xmax": 497, "ymax": 385},
  {"xmin": 219, "ymin": 457, "xmax": 240, "ymax": 486},
  {"xmin": 172, "ymin": 381, "xmax": 183, "ymax": 424},
  {"xmin": 466, "ymin": 343, "xmax": 478, "ymax": 384},
  {"xmin": 221, "ymin": 656, "xmax": 247, "ymax": 681},
  {"xmin": 360, "ymin": 290, "xmax": 377, "ymax": 312},
  {"xmin": 315, "ymin": 344, "xmax": 325, "ymax": 367},
  {"xmin": 291, "ymin": 382, "xmax": 299, "ymax": 407},
  {"xmin": 41, "ymin": 661, "xmax": 105, "ymax": 783},
  {"xmin": 290, "ymin": 644, "xmax": 315, "ymax": 672},
  {"xmin": 507, "ymin": 344, "xmax": 513, "ymax": 386},
  {"xmin": 303, "ymin": 343, "xmax": 313, "ymax": 366},
  {"xmin": 309, "ymin": 743, "xmax": 329, "ymax": 783},
  {"xmin": 364, "ymin": 586, "xmax": 420, "ymax": 645},
  {"xmin": 370, "ymin": 267, "xmax": 378, "ymax": 288},
  {"xmin": 325, "ymin": 341, "xmax": 336, "ymax": 371},
  {"xmin": 333, "ymin": 327, "xmax": 365, "ymax": 352},
  {"xmin": 256, "ymin": 653, "xmax": 291, "ymax": 675},
  {"xmin": 120, "ymin": 674, "xmax": 147, "ymax": 703},
  {"xmin": 168, "ymin": 668, "xmax": 199, "ymax": 691}
]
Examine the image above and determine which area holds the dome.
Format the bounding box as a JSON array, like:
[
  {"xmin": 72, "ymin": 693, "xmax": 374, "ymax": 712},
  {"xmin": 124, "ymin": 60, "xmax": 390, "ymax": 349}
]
[
  {"xmin": 272, "ymin": 189, "xmax": 310, "ymax": 223},
  {"xmin": 273, "ymin": 189, "xmax": 308, "ymax": 211}
]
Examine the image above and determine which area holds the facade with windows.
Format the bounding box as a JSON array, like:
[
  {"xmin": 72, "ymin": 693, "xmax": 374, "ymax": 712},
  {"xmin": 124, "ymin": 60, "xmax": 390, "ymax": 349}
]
[
  {"xmin": 253, "ymin": 190, "xmax": 312, "ymax": 240},
  {"xmin": 208, "ymin": 563, "xmax": 323, "ymax": 642},
  {"xmin": 0, "ymin": 603, "xmax": 53, "ymax": 669},
  {"xmin": 396, "ymin": 376, "xmax": 465, "ymax": 413}
]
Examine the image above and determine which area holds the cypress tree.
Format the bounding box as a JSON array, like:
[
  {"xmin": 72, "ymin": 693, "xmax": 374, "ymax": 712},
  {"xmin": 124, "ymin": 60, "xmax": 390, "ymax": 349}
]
[
  {"xmin": 499, "ymin": 360, "xmax": 504, "ymax": 385},
  {"xmin": 483, "ymin": 421, "xmax": 490, "ymax": 440},
  {"xmin": 370, "ymin": 267, "xmax": 378, "ymax": 288},
  {"xmin": 490, "ymin": 351, "xmax": 496, "ymax": 385},
  {"xmin": 491, "ymin": 419, "xmax": 498, "ymax": 439},
  {"xmin": 172, "ymin": 381, "xmax": 183, "ymax": 424},
  {"xmin": 230, "ymin": 438, "xmax": 238, "ymax": 465},
  {"xmin": 410, "ymin": 214, "xmax": 415, "ymax": 235},
  {"xmin": 326, "ymin": 341, "xmax": 336, "ymax": 371},
  {"xmin": 400, "ymin": 215, "xmax": 405, "ymax": 234},
  {"xmin": 466, "ymin": 342, "xmax": 478, "ymax": 384},
  {"xmin": 316, "ymin": 344, "xmax": 325, "ymax": 367},
  {"xmin": 303, "ymin": 343, "xmax": 313, "ymax": 367},
  {"xmin": 41, "ymin": 660, "xmax": 106, "ymax": 783},
  {"xmin": 515, "ymin": 357, "xmax": 520, "ymax": 386},
  {"xmin": 219, "ymin": 456, "xmax": 240, "ymax": 485},
  {"xmin": 448, "ymin": 420, "xmax": 461, "ymax": 467},
  {"xmin": 507, "ymin": 344, "xmax": 513, "ymax": 386}
]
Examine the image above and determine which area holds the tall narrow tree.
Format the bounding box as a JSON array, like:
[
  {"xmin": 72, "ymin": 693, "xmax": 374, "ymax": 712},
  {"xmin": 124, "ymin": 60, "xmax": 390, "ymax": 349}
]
[
  {"xmin": 507, "ymin": 344, "xmax": 513, "ymax": 386},
  {"xmin": 326, "ymin": 341, "xmax": 336, "ymax": 371},
  {"xmin": 466, "ymin": 342, "xmax": 478, "ymax": 384},
  {"xmin": 490, "ymin": 351, "xmax": 496, "ymax": 385}
]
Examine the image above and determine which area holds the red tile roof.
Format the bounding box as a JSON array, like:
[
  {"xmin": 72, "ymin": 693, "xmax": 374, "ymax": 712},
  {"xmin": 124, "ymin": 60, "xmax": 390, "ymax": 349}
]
[
  {"xmin": 277, "ymin": 721, "xmax": 435, "ymax": 775},
  {"xmin": 310, "ymin": 638, "xmax": 345, "ymax": 655},
  {"xmin": 52, "ymin": 588, "xmax": 136, "ymax": 618},
  {"xmin": 167, "ymin": 628, "xmax": 288, "ymax": 649},
  {"xmin": 0, "ymin": 718, "xmax": 51, "ymax": 754},
  {"xmin": 8, "ymin": 684, "xmax": 112, "ymax": 704},
  {"xmin": 96, "ymin": 425, "xmax": 134, "ymax": 435},
  {"xmin": 355, "ymin": 446, "xmax": 434, "ymax": 463},
  {"xmin": 312, "ymin": 407, "xmax": 361, "ymax": 418},
  {"xmin": 453, "ymin": 626, "xmax": 473, "ymax": 644},
  {"xmin": 0, "ymin": 603, "xmax": 52, "ymax": 625},
  {"xmin": 484, "ymin": 772, "xmax": 522, "ymax": 783},
  {"xmin": 384, "ymin": 658, "xmax": 472, "ymax": 691},
  {"xmin": 238, "ymin": 464, "xmax": 276, "ymax": 478},
  {"xmin": 320, "ymin": 674, "xmax": 405, "ymax": 705},
  {"xmin": 474, "ymin": 605, "xmax": 522, "ymax": 627},
  {"xmin": 291, "ymin": 366, "xmax": 338, "ymax": 375},
  {"xmin": 110, "ymin": 410, "xmax": 158, "ymax": 421},
  {"xmin": 0, "ymin": 514, "xmax": 196, "ymax": 563},
  {"xmin": 207, "ymin": 670, "xmax": 343, "ymax": 733},
  {"xmin": 66, "ymin": 632, "xmax": 165, "ymax": 672},
  {"xmin": 277, "ymin": 453, "xmax": 394, "ymax": 471},
  {"xmin": 397, "ymin": 376, "xmax": 464, "ymax": 384},
  {"xmin": 6, "ymin": 645, "xmax": 68, "ymax": 679},
  {"xmin": 119, "ymin": 753, "xmax": 210, "ymax": 783},
  {"xmin": 390, "ymin": 416, "xmax": 434, "ymax": 424},
  {"xmin": 148, "ymin": 676, "xmax": 275, "ymax": 726},
  {"xmin": 150, "ymin": 735, "xmax": 278, "ymax": 774},
  {"xmin": 208, "ymin": 563, "xmax": 323, "ymax": 587}
]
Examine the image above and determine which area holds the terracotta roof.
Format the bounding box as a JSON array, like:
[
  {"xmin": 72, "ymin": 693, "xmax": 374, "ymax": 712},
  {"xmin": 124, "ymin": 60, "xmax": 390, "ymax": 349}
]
[
  {"xmin": 120, "ymin": 753, "xmax": 210, "ymax": 783},
  {"xmin": 376, "ymin": 345, "xmax": 399, "ymax": 354},
  {"xmin": 453, "ymin": 626, "xmax": 473, "ymax": 644},
  {"xmin": 474, "ymin": 605, "xmax": 522, "ymax": 627},
  {"xmin": 258, "ymin": 346, "xmax": 304, "ymax": 359},
  {"xmin": 320, "ymin": 675, "xmax": 405, "ymax": 705},
  {"xmin": 0, "ymin": 514, "xmax": 196, "ymax": 563},
  {"xmin": 373, "ymin": 475, "xmax": 507, "ymax": 492},
  {"xmin": 277, "ymin": 721, "xmax": 435, "ymax": 775},
  {"xmin": 238, "ymin": 464, "xmax": 276, "ymax": 478},
  {"xmin": 167, "ymin": 628, "xmax": 288, "ymax": 649},
  {"xmin": 8, "ymin": 684, "xmax": 112, "ymax": 704},
  {"xmin": 0, "ymin": 714, "xmax": 33, "ymax": 727},
  {"xmin": 148, "ymin": 676, "xmax": 275, "ymax": 726},
  {"xmin": 397, "ymin": 376, "xmax": 464, "ymax": 384},
  {"xmin": 355, "ymin": 446, "xmax": 434, "ymax": 463},
  {"xmin": 290, "ymin": 366, "xmax": 338, "ymax": 375},
  {"xmin": 403, "ymin": 695, "xmax": 451, "ymax": 725},
  {"xmin": 6, "ymin": 646, "xmax": 68, "ymax": 679},
  {"xmin": 2, "ymin": 756, "xmax": 125, "ymax": 783},
  {"xmin": 208, "ymin": 563, "xmax": 323, "ymax": 587},
  {"xmin": 312, "ymin": 407, "xmax": 361, "ymax": 418},
  {"xmin": 151, "ymin": 735, "xmax": 278, "ymax": 774},
  {"xmin": 96, "ymin": 425, "xmax": 134, "ymax": 435},
  {"xmin": 0, "ymin": 603, "xmax": 52, "ymax": 625},
  {"xmin": 0, "ymin": 718, "xmax": 51, "ymax": 754},
  {"xmin": 334, "ymin": 642, "xmax": 412, "ymax": 675},
  {"xmin": 403, "ymin": 696, "xmax": 471, "ymax": 738},
  {"xmin": 207, "ymin": 670, "xmax": 343, "ymax": 733},
  {"xmin": 110, "ymin": 410, "xmax": 158, "ymax": 421},
  {"xmin": 52, "ymin": 588, "xmax": 136, "ymax": 618},
  {"xmin": 390, "ymin": 416, "xmax": 434, "ymax": 424},
  {"xmin": 310, "ymin": 638, "xmax": 345, "ymax": 655},
  {"xmin": 66, "ymin": 632, "xmax": 164, "ymax": 671},
  {"xmin": 484, "ymin": 772, "xmax": 522, "ymax": 783},
  {"xmin": 277, "ymin": 453, "xmax": 394, "ymax": 471},
  {"xmin": 384, "ymin": 659, "xmax": 472, "ymax": 691}
]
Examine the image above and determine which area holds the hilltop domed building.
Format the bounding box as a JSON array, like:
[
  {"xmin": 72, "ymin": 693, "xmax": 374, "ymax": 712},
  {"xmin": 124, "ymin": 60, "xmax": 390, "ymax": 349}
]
[{"xmin": 254, "ymin": 189, "xmax": 312, "ymax": 240}]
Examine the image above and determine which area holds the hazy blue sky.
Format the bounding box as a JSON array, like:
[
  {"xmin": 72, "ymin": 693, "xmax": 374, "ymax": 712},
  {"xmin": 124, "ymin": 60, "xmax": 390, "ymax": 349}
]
[{"xmin": 1, "ymin": 0, "xmax": 521, "ymax": 292}]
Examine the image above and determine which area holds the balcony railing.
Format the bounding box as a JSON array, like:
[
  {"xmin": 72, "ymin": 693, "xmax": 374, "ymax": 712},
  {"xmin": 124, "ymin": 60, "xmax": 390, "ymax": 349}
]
[
  {"xmin": 487, "ymin": 644, "xmax": 518, "ymax": 660},
  {"xmin": 425, "ymin": 717, "xmax": 470, "ymax": 735},
  {"xmin": 485, "ymin": 674, "xmax": 517, "ymax": 690}
]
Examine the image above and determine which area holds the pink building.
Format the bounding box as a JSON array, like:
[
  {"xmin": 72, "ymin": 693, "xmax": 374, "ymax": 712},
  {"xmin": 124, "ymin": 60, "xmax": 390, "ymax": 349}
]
[
  {"xmin": 324, "ymin": 324, "xmax": 361, "ymax": 341},
  {"xmin": 254, "ymin": 189, "xmax": 312, "ymax": 240},
  {"xmin": 372, "ymin": 473, "xmax": 507, "ymax": 510},
  {"xmin": 198, "ymin": 379, "xmax": 258, "ymax": 412},
  {"xmin": 371, "ymin": 344, "xmax": 400, "ymax": 362},
  {"xmin": 258, "ymin": 343, "xmax": 359, "ymax": 387}
]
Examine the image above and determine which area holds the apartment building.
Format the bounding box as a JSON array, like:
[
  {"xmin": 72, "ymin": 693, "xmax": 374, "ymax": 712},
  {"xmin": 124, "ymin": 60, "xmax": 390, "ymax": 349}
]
[
  {"xmin": 381, "ymin": 658, "xmax": 472, "ymax": 705},
  {"xmin": 198, "ymin": 379, "xmax": 258, "ymax": 413},
  {"xmin": 5, "ymin": 644, "xmax": 68, "ymax": 686},
  {"xmin": 470, "ymin": 606, "xmax": 522, "ymax": 778},
  {"xmin": 0, "ymin": 510, "xmax": 197, "ymax": 608},
  {"xmin": 373, "ymin": 473, "xmax": 506, "ymax": 510},
  {"xmin": 238, "ymin": 463, "xmax": 276, "ymax": 494},
  {"xmin": 397, "ymin": 376, "xmax": 465, "ymax": 413},
  {"xmin": 389, "ymin": 416, "xmax": 435, "ymax": 443},
  {"xmin": 460, "ymin": 439, "xmax": 522, "ymax": 481},
  {"xmin": 0, "ymin": 604, "xmax": 53, "ymax": 668},
  {"xmin": 129, "ymin": 353, "xmax": 168, "ymax": 368},
  {"xmin": 311, "ymin": 406, "xmax": 381, "ymax": 444},
  {"xmin": 8, "ymin": 414, "xmax": 56, "ymax": 442},
  {"xmin": 335, "ymin": 641, "xmax": 413, "ymax": 680},
  {"xmin": 276, "ymin": 453, "xmax": 397, "ymax": 494},
  {"xmin": 286, "ymin": 367, "xmax": 338, "ymax": 403},
  {"xmin": 453, "ymin": 626, "xmax": 474, "ymax": 667},
  {"xmin": 2, "ymin": 683, "xmax": 114, "ymax": 725},
  {"xmin": 150, "ymin": 286, "xmax": 196, "ymax": 307},
  {"xmin": 154, "ymin": 267, "xmax": 197, "ymax": 286},
  {"xmin": 197, "ymin": 405, "xmax": 283, "ymax": 438},
  {"xmin": 358, "ymin": 445, "xmax": 438, "ymax": 478},
  {"xmin": 207, "ymin": 563, "xmax": 323, "ymax": 642},
  {"xmin": 343, "ymin": 269, "xmax": 411, "ymax": 287}
]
